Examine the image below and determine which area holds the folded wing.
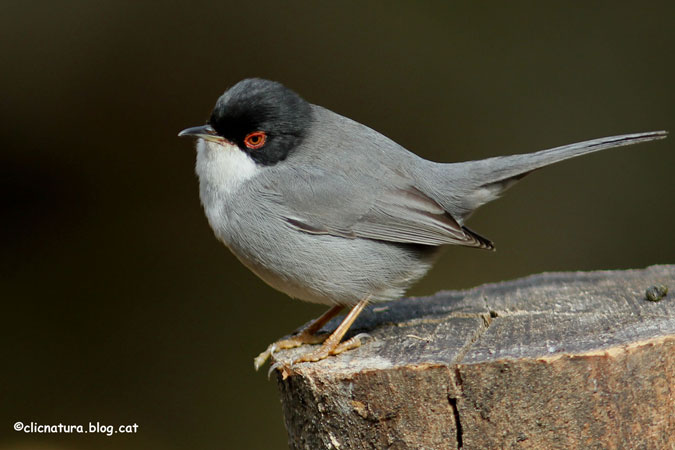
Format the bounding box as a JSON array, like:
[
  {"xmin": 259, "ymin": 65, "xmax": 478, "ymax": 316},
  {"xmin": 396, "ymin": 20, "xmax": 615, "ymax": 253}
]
[{"xmin": 259, "ymin": 167, "xmax": 493, "ymax": 249}]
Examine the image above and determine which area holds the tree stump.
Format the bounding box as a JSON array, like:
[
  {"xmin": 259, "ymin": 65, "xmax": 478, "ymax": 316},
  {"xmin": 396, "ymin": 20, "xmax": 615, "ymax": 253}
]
[{"xmin": 271, "ymin": 265, "xmax": 675, "ymax": 450}]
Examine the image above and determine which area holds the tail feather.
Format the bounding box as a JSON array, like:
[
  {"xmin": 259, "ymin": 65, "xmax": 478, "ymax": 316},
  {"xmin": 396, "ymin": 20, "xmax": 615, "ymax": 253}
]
[
  {"xmin": 439, "ymin": 131, "xmax": 667, "ymax": 220},
  {"xmin": 473, "ymin": 131, "xmax": 666, "ymax": 186}
]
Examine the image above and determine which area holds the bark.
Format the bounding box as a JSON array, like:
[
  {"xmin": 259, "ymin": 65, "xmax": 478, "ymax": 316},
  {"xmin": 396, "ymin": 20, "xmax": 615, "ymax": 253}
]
[{"xmin": 272, "ymin": 265, "xmax": 675, "ymax": 449}]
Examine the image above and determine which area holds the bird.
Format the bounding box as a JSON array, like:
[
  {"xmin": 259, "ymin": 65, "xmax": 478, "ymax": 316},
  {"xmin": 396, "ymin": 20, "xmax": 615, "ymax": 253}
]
[{"xmin": 178, "ymin": 78, "xmax": 666, "ymax": 373}]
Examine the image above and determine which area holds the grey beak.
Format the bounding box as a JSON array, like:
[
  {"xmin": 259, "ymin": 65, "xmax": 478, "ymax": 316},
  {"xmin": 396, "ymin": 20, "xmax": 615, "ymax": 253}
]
[{"xmin": 178, "ymin": 124, "xmax": 217, "ymax": 138}]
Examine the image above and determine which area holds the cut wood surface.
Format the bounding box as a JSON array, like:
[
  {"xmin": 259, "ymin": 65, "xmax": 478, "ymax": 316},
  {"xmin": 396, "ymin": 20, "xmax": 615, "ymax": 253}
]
[{"xmin": 272, "ymin": 265, "xmax": 675, "ymax": 450}]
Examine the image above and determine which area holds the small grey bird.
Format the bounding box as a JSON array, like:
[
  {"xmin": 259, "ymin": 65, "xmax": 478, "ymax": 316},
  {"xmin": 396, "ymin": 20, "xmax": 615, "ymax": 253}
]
[{"xmin": 178, "ymin": 78, "xmax": 666, "ymax": 371}]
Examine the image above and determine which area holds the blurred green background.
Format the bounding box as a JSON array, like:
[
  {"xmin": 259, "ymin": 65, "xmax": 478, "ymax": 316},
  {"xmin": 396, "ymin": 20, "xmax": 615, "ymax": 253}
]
[{"xmin": 2, "ymin": 1, "xmax": 674, "ymax": 449}]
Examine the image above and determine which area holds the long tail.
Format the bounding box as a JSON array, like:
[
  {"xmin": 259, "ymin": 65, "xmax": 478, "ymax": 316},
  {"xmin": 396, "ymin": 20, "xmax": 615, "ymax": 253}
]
[{"xmin": 430, "ymin": 131, "xmax": 667, "ymax": 221}]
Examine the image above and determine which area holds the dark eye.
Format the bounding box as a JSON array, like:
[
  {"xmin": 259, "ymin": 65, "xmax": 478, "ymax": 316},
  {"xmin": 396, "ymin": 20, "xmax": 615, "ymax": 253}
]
[{"xmin": 244, "ymin": 131, "xmax": 267, "ymax": 149}]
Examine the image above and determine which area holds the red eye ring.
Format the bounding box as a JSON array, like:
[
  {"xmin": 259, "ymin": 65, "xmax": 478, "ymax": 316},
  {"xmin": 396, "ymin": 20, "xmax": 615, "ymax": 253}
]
[{"xmin": 244, "ymin": 131, "xmax": 267, "ymax": 149}]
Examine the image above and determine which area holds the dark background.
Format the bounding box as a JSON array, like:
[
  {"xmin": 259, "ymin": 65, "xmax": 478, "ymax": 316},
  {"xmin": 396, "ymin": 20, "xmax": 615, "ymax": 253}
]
[{"xmin": 2, "ymin": 2, "xmax": 674, "ymax": 449}]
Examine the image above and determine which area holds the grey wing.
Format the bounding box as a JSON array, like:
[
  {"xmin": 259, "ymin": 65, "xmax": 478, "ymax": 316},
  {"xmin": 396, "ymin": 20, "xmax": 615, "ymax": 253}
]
[{"xmin": 256, "ymin": 166, "xmax": 494, "ymax": 250}]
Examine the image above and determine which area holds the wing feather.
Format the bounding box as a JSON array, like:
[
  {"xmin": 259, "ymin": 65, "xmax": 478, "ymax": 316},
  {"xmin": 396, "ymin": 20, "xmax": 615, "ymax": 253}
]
[{"xmin": 271, "ymin": 172, "xmax": 494, "ymax": 249}]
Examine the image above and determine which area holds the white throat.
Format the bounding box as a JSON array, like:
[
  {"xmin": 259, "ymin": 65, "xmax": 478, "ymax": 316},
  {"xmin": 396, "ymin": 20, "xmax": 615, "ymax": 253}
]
[
  {"xmin": 195, "ymin": 139, "xmax": 260, "ymax": 233},
  {"xmin": 196, "ymin": 139, "xmax": 259, "ymax": 194}
]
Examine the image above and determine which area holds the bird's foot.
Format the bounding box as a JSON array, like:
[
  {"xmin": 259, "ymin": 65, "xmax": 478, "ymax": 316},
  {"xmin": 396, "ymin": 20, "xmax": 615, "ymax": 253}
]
[
  {"xmin": 259, "ymin": 299, "xmax": 371, "ymax": 379},
  {"xmin": 253, "ymin": 331, "xmax": 328, "ymax": 371},
  {"xmin": 269, "ymin": 333, "xmax": 372, "ymax": 380},
  {"xmin": 293, "ymin": 332, "xmax": 371, "ymax": 364}
]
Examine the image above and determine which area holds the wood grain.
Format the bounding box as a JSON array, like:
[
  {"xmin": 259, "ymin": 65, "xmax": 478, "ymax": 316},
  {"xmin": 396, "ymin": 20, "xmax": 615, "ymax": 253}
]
[{"xmin": 272, "ymin": 265, "xmax": 675, "ymax": 449}]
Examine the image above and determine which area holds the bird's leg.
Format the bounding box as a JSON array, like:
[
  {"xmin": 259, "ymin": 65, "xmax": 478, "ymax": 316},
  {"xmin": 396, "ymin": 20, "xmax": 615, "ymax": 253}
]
[
  {"xmin": 292, "ymin": 296, "xmax": 370, "ymax": 364},
  {"xmin": 253, "ymin": 305, "xmax": 343, "ymax": 370}
]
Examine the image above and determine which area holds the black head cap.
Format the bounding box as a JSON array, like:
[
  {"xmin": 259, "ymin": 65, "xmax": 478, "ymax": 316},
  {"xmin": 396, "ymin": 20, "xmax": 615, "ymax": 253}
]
[{"xmin": 209, "ymin": 78, "xmax": 313, "ymax": 166}]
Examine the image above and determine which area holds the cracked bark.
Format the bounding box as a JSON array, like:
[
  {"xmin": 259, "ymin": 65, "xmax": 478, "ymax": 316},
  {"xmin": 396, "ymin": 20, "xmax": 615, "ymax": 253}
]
[
  {"xmin": 272, "ymin": 265, "xmax": 675, "ymax": 449},
  {"xmin": 447, "ymin": 396, "xmax": 463, "ymax": 449}
]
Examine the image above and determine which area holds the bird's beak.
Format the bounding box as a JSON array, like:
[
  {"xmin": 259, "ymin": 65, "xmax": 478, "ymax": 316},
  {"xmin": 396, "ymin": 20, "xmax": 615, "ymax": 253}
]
[{"xmin": 178, "ymin": 124, "xmax": 223, "ymax": 143}]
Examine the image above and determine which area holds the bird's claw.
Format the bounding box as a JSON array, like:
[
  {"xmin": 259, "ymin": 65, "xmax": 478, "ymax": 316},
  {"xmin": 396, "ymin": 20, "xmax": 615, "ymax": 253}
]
[
  {"xmin": 253, "ymin": 343, "xmax": 278, "ymax": 371},
  {"xmin": 268, "ymin": 360, "xmax": 296, "ymax": 380}
]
